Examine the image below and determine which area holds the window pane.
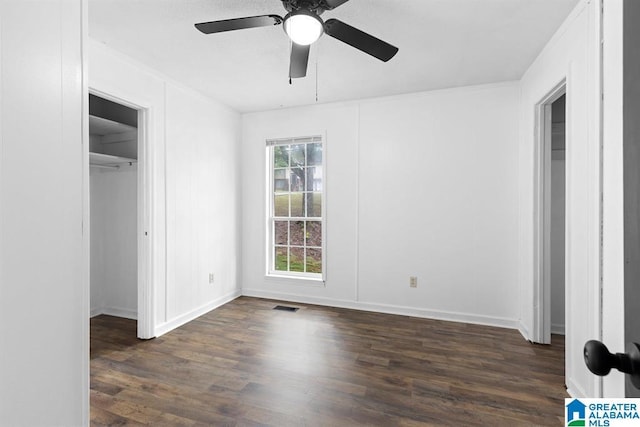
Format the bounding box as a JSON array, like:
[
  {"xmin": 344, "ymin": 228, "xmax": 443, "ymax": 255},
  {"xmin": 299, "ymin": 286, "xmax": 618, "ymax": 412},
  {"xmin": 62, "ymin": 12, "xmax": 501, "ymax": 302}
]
[
  {"xmin": 308, "ymin": 166, "xmax": 322, "ymax": 191},
  {"xmin": 306, "ymin": 221, "xmax": 322, "ymax": 247},
  {"xmin": 274, "ymin": 194, "xmax": 289, "ymax": 217},
  {"xmin": 302, "ymin": 193, "xmax": 314, "ymax": 217},
  {"xmin": 274, "ymin": 221, "xmax": 288, "ymax": 245},
  {"xmin": 274, "ymin": 146, "xmax": 289, "ymax": 168},
  {"xmin": 290, "ymin": 168, "xmax": 304, "ymax": 192},
  {"xmin": 310, "ymin": 193, "xmax": 322, "ymax": 217},
  {"xmin": 290, "ymin": 247, "xmax": 305, "ymax": 272},
  {"xmin": 290, "ymin": 144, "xmax": 305, "ymax": 167},
  {"xmin": 290, "ymin": 221, "xmax": 304, "ymax": 246},
  {"xmin": 274, "ymin": 169, "xmax": 289, "ymax": 193},
  {"xmin": 306, "ymin": 248, "xmax": 322, "ymax": 273},
  {"xmin": 275, "ymin": 247, "xmax": 288, "ymax": 271},
  {"xmin": 307, "ymin": 143, "xmax": 322, "ymax": 166},
  {"xmin": 290, "ymin": 192, "xmax": 305, "ymax": 217},
  {"xmin": 305, "ymin": 166, "xmax": 322, "ymax": 191}
]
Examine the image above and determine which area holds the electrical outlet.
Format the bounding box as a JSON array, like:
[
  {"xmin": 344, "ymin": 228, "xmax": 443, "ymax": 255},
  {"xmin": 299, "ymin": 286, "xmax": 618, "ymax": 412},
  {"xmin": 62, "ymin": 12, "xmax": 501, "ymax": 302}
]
[
  {"xmin": 409, "ymin": 276, "xmax": 418, "ymax": 288},
  {"xmin": 209, "ymin": 273, "xmax": 215, "ymax": 284}
]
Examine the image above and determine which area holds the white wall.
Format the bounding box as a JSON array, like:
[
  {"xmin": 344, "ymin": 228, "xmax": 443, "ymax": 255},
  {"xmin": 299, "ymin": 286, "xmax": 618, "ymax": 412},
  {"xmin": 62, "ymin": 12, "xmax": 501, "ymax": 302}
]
[
  {"xmin": 518, "ymin": 0, "xmax": 601, "ymax": 397},
  {"xmin": 90, "ymin": 165, "xmax": 138, "ymax": 319},
  {"xmin": 89, "ymin": 40, "xmax": 242, "ymax": 337},
  {"xmin": 164, "ymin": 82, "xmax": 243, "ymax": 328},
  {"xmin": 0, "ymin": 0, "xmax": 87, "ymax": 425},
  {"xmin": 243, "ymin": 102, "xmax": 360, "ymax": 304},
  {"xmin": 242, "ymin": 82, "xmax": 521, "ymax": 327}
]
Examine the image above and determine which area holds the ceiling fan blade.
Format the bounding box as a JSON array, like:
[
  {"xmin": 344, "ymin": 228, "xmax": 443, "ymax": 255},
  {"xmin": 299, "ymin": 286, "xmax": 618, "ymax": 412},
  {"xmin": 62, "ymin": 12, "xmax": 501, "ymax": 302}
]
[
  {"xmin": 195, "ymin": 15, "xmax": 283, "ymax": 34},
  {"xmin": 324, "ymin": 0, "xmax": 350, "ymax": 10},
  {"xmin": 289, "ymin": 42, "xmax": 310, "ymax": 78},
  {"xmin": 324, "ymin": 19, "xmax": 398, "ymax": 62}
]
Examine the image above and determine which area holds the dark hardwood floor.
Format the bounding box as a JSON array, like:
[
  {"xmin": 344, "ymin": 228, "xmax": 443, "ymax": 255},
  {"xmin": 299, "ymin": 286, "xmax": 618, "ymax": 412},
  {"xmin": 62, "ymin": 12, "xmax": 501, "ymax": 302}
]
[{"xmin": 90, "ymin": 297, "xmax": 566, "ymax": 426}]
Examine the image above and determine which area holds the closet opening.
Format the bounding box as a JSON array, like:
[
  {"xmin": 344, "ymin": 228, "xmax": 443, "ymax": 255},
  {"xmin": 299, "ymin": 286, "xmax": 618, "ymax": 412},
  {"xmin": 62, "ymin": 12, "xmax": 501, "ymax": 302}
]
[
  {"xmin": 550, "ymin": 93, "xmax": 566, "ymax": 337},
  {"xmin": 89, "ymin": 94, "xmax": 139, "ymax": 331},
  {"xmin": 533, "ymin": 81, "xmax": 566, "ymax": 346}
]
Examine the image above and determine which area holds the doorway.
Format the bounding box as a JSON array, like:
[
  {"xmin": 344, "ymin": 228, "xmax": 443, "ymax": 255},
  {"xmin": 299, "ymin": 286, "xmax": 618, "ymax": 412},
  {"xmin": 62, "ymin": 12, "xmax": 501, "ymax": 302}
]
[
  {"xmin": 87, "ymin": 92, "xmax": 152, "ymax": 339},
  {"xmin": 89, "ymin": 94, "xmax": 139, "ymax": 326},
  {"xmin": 533, "ymin": 82, "xmax": 567, "ymax": 345},
  {"xmin": 550, "ymin": 94, "xmax": 566, "ymax": 337}
]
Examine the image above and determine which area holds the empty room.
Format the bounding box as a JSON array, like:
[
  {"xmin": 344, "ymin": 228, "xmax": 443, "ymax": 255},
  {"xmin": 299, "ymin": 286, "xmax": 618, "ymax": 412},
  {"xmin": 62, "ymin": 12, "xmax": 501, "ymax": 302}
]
[{"xmin": 2, "ymin": 0, "xmax": 639, "ymax": 425}]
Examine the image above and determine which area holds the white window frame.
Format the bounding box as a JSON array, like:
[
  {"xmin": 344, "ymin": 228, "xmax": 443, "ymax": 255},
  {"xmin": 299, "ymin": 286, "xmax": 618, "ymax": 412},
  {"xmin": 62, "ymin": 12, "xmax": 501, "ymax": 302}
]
[{"xmin": 266, "ymin": 135, "xmax": 326, "ymax": 282}]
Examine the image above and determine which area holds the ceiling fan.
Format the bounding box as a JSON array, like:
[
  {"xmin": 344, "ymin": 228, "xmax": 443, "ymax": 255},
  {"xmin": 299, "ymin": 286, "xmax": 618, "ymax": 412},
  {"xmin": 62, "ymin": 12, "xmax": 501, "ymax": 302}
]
[{"xmin": 194, "ymin": 0, "xmax": 399, "ymax": 80}]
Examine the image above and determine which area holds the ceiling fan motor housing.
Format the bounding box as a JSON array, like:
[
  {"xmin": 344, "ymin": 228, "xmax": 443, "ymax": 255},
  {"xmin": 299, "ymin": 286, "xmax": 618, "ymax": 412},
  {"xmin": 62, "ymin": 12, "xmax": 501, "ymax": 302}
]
[{"xmin": 282, "ymin": 0, "xmax": 329, "ymax": 15}]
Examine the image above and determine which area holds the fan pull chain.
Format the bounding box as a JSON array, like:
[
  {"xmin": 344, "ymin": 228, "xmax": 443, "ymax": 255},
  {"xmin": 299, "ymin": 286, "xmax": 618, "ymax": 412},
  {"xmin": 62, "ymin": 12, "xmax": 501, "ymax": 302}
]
[
  {"xmin": 289, "ymin": 40, "xmax": 293, "ymax": 85},
  {"xmin": 315, "ymin": 44, "xmax": 319, "ymax": 102}
]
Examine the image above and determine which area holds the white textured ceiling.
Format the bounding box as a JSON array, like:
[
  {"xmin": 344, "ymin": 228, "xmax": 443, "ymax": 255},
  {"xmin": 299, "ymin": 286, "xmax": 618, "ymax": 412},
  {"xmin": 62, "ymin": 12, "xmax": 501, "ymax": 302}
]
[{"xmin": 89, "ymin": 0, "xmax": 579, "ymax": 113}]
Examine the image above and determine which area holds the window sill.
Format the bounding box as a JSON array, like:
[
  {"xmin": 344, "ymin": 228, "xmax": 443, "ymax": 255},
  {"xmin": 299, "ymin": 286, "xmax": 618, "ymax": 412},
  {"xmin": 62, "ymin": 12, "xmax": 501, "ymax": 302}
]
[{"xmin": 265, "ymin": 274, "xmax": 326, "ymax": 287}]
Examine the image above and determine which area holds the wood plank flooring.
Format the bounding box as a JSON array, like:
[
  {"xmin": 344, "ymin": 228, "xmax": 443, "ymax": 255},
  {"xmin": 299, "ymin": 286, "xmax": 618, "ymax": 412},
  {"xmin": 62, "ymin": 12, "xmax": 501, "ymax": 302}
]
[{"xmin": 91, "ymin": 297, "xmax": 566, "ymax": 426}]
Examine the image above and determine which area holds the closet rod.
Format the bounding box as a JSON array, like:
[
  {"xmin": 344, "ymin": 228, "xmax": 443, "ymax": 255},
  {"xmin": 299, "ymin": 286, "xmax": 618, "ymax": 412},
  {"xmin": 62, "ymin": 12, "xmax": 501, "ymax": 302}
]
[{"xmin": 90, "ymin": 164, "xmax": 120, "ymax": 170}]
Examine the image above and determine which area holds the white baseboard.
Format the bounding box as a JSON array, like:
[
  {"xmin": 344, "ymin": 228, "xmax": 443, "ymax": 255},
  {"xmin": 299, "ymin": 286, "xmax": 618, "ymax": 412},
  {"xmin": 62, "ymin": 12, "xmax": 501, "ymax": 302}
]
[
  {"xmin": 516, "ymin": 321, "xmax": 565, "ymax": 341},
  {"xmin": 241, "ymin": 288, "xmax": 519, "ymax": 330},
  {"xmin": 154, "ymin": 289, "xmax": 241, "ymax": 337},
  {"xmin": 518, "ymin": 321, "xmax": 530, "ymax": 341},
  {"xmin": 90, "ymin": 306, "xmax": 137, "ymax": 320},
  {"xmin": 566, "ymin": 380, "xmax": 587, "ymax": 399}
]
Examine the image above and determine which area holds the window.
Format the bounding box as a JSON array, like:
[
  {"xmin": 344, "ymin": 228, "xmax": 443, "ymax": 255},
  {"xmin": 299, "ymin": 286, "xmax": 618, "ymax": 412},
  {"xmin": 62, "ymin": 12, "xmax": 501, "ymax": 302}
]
[{"xmin": 267, "ymin": 136, "xmax": 324, "ymax": 279}]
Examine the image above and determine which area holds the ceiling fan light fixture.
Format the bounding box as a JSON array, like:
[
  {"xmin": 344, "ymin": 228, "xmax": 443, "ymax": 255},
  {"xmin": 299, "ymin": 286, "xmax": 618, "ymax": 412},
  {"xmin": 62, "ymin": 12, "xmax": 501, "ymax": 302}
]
[{"xmin": 283, "ymin": 9, "xmax": 324, "ymax": 45}]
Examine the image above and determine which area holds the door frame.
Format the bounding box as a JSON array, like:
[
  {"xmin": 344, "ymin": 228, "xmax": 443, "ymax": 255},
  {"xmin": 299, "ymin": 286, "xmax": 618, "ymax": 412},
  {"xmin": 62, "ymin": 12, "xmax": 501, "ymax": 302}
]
[
  {"xmin": 87, "ymin": 88, "xmax": 155, "ymax": 339},
  {"xmin": 533, "ymin": 80, "xmax": 566, "ymax": 344}
]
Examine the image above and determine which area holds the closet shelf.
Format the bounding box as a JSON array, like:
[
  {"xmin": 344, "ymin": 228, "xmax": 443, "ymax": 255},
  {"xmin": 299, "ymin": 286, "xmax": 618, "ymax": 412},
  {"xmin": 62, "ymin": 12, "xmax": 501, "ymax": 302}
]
[
  {"xmin": 90, "ymin": 152, "xmax": 137, "ymax": 169},
  {"xmin": 89, "ymin": 115, "xmax": 136, "ymax": 135}
]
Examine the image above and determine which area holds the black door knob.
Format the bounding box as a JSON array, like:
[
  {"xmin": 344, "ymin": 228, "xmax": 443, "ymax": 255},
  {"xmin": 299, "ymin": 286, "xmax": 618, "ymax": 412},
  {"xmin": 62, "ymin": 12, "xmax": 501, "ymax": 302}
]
[
  {"xmin": 584, "ymin": 340, "xmax": 619, "ymax": 375},
  {"xmin": 584, "ymin": 340, "xmax": 640, "ymax": 389}
]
